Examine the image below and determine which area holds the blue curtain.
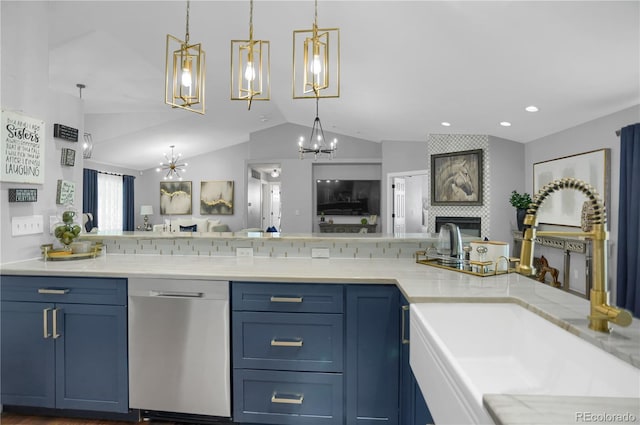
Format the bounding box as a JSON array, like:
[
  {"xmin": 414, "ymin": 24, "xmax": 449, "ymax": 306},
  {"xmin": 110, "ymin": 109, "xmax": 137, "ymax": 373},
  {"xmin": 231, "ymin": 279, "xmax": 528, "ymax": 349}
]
[
  {"xmin": 616, "ymin": 123, "xmax": 640, "ymax": 317},
  {"xmin": 83, "ymin": 168, "xmax": 98, "ymax": 230},
  {"xmin": 123, "ymin": 175, "xmax": 135, "ymax": 231}
]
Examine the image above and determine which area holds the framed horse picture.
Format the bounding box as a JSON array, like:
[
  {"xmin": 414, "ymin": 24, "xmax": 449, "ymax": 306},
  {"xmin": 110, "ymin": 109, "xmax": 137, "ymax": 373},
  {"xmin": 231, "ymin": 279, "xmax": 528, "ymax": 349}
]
[{"xmin": 431, "ymin": 149, "xmax": 483, "ymax": 206}]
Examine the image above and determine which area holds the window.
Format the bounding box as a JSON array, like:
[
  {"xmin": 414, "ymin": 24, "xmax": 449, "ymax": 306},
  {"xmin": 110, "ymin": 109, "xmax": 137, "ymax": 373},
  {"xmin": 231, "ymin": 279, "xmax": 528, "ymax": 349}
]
[{"xmin": 97, "ymin": 173, "xmax": 123, "ymax": 231}]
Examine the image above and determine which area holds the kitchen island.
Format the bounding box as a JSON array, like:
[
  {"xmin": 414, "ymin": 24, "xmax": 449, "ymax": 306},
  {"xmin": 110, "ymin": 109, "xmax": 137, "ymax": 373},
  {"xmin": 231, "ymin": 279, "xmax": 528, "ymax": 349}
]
[{"xmin": 2, "ymin": 233, "xmax": 639, "ymax": 425}]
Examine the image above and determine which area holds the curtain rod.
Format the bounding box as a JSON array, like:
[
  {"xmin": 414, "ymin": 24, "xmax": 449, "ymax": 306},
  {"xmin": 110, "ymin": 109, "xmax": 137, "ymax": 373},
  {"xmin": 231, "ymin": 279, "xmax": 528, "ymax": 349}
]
[
  {"xmin": 98, "ymin": 170, "xmax": 123, "ymax": 176},
  {"xmin": 616, "ymin": 129, "xmax": 621, "ymax": 137}
]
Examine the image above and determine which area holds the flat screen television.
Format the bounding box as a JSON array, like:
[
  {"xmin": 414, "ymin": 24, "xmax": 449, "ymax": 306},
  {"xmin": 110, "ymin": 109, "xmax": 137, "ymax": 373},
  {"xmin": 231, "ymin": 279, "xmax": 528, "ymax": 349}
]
[{"xmin": 316, "ymin": 179, "xmax": 380, "ymax": 216}]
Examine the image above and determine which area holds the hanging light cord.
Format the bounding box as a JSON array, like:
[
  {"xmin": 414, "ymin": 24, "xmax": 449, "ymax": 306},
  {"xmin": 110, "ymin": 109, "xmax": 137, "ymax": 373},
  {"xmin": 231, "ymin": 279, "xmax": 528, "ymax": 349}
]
[
  {"xmin": 249, "ymin": 0, "xmax": 254, "ymax": 39},
  {"xmin": 184, "ymin": 0, "xmax": 190, "ymax": 45}
]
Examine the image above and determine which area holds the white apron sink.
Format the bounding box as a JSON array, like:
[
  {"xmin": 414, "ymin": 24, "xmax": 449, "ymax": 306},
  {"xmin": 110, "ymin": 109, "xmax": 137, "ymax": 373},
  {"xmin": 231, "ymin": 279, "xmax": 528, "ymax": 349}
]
[{"xmin": 410, "ymin": 302, "xmax": 640, "ymax": 425}]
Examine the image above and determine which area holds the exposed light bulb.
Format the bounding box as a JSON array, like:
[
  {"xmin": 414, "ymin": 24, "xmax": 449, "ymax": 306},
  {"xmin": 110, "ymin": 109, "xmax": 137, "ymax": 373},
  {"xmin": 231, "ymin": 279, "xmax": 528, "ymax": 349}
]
[
  {"xmin": 244, "ymin": 62, "xmax": 256, "ymax": 81},
  {"xmin": 181, "ymin": 59, "xmax": 192, "ymax": 88},
  {"xmin": 311, "ymin": 54, "xmax": 323, "ymax": 75}
]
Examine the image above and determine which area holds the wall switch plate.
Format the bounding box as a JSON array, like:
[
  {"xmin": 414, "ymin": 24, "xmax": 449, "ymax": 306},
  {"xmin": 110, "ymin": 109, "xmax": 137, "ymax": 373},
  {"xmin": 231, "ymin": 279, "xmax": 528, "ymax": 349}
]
[
  {"xmin": 12, "ymin": 215, "xmax": 44, "ymax": 236},
  {"xmin": 236, "ymin": 247, "xmax": 253, "ymax": 257},
  {"xmin": 311, "ymin": 248, "xmax": 330, "ymax": 258}
]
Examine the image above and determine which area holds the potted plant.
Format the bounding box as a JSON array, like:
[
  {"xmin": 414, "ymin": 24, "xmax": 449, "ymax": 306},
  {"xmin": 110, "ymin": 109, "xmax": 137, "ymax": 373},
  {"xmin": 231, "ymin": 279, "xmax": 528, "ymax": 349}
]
[
  {"xmin": 510, "ymin": 190, "xmax": 532, "ymax": 231},
  {"xmin": 360, "ymin": 217, "xmax": 368, "ymax": 225}
]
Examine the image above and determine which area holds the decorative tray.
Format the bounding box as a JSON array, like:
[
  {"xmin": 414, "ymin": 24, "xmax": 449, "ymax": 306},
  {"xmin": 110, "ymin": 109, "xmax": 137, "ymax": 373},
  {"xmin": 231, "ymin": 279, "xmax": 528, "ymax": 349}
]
[
  {"xmin": 415, "ymin": 250, "xmax": 519, "ymax": 278},
  {"xmin": 41, "ymin": 244, "xmax": 103, "ymax": 261}
]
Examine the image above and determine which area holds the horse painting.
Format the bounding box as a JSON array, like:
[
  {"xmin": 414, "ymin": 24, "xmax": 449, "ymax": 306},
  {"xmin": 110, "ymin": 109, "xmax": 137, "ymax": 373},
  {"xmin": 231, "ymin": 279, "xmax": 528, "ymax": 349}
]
[{"xmin": 431, "ymin": 149, "xmax": 483, "ymax": 205}]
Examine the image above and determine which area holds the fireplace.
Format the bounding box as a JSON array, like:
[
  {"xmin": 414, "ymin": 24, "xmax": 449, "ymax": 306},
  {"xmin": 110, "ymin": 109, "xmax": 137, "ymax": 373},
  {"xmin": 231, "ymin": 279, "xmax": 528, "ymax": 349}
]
[{"xmin": 435, "ymin": 216, "xmax": 481, "ymax": 237}]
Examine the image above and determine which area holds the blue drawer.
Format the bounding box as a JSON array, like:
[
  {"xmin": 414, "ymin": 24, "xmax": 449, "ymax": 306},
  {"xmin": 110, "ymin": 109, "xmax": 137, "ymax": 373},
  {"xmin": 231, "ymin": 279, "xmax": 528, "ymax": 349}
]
[
  {"xmin": 0, "ymin": 275, "xmax": 127, "ymax": 306},
  {"xmin": 232, "ymin": 282, "xmax": 343, "ymax": 313},
  {"xmin": 233, "ymin": 312, "xmax": 343, "ymax": 372},
  {"xmin": 233, "ymin": 369, "xmax": 343, "ymax": 425}
]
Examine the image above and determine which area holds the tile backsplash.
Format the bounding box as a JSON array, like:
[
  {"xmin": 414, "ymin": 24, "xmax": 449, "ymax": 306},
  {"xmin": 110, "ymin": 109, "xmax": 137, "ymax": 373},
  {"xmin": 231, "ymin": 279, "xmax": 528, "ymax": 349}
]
[{"xmin": 100, "ymin": 237, "xmax": 437, "ymax": 259}]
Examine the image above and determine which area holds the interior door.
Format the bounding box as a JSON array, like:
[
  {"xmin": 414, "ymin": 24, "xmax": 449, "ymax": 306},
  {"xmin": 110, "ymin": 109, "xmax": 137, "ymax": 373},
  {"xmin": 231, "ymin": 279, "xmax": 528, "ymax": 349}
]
[
  {"xmin": 393, "ymin": 177, "xmax": 406, "ymax": 233},
  {"xmin": 270, "ymin": 183, "xmax": 281, "ymax": 230},
  {"xmin": 247, "ymin": 173, "xmax": 262, "ymax": 229}
]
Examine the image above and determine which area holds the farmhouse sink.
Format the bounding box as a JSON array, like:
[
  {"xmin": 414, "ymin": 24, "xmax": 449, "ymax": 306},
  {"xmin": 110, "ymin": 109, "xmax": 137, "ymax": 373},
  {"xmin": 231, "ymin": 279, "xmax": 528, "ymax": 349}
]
[{"xmin": 410, "ymin": 303, "xmax": 640, "ymax": 425}]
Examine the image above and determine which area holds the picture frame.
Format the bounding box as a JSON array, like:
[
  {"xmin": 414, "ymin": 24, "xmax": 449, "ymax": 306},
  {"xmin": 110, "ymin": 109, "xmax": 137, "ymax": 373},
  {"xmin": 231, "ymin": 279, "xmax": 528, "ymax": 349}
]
[
  {"xmin": 200, "ymin": 180, "xmax": 234, "ymax": 215},
  {"xmin": 430, "ymin": 149, "xmax": 483, "ymax": 206},
  {"xmin": 533, "ymin": 148, "xmax": 610, "ymax": 227},
  {"xmin": 160, "ymin": 181, "xmax": 192, "ymax": 215}
]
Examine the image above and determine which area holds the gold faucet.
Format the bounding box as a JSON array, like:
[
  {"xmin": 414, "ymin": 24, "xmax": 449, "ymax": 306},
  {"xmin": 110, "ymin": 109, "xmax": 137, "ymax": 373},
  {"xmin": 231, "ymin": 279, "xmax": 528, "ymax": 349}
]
[{"xmin": 516, "ymin": 177, "xmax": 633, "ymax": 333}]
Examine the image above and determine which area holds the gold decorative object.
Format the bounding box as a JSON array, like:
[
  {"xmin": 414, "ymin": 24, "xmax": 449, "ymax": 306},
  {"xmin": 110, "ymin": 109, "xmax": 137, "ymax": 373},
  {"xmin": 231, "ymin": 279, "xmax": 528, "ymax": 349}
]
[
  {"xmin": 156, "ymin": 145, "xmax": 187, "ymax": 180},
  {"xmin": 231, "ymin": 0, "xmax": 270, "ymax": 110},
  {"xmin": 516, "ymin": 177, "xmax": 633, "ymax": 332},
  {"xmin": 293, "ymin": 0, "xmax": 340, "ymax": 99},
  {"xmin": 165, "ymin": 0, "xmax": 205, "ymax": 114}
]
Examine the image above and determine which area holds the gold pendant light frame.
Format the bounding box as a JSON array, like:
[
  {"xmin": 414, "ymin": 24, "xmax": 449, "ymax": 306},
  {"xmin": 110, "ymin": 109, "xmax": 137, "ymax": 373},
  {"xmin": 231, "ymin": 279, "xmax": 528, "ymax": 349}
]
[
  {"xmin": 165, "ymin": 0, "xmax": 206, "ymax": 114},
  {"xmin": 231, "ymin": 0, "xmax": 270, "ymax": 110},
  {"xmin": 293, "ymin": 0, "xmax": 340, "ymax": 99}
]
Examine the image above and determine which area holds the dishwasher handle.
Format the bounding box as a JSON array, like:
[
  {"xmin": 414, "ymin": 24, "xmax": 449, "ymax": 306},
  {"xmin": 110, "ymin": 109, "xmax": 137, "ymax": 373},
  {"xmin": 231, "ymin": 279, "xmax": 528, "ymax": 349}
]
[{"xmin": 149, "ymin": 290, "xmax": 204, "ymax": 298}]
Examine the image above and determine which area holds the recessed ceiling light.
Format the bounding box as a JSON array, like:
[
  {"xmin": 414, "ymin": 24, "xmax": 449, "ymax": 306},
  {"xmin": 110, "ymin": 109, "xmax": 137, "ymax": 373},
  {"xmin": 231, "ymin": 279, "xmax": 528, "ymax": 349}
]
[
  {"xmin": 525, "ymin": 105, "xmax": 539, "ymax": 112},
  {"xmin": 441, "ymin": 122, "xmax": 451, "ymax": 127},
  {"xmin": 500, "ymin": 121, "xmax": 512, "ymax": 127}
]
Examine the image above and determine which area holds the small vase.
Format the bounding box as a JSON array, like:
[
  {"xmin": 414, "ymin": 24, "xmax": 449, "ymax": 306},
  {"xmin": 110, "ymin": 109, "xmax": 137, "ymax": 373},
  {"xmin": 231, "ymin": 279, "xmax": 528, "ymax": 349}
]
[{"xmin": 516, "ymin": 208, "xmax": 527, "ymax": 231}]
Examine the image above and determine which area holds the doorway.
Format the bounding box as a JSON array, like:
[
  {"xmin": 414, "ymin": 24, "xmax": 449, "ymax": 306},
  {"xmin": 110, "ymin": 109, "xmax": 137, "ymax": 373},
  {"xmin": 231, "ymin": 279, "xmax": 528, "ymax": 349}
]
[
  {"xmin": 247, "ymin": 164, "xmax": 281, "ymax": 231},
  {"xmin": 386, "ymin": 170, "xmax": 429, "ymax": 234}
]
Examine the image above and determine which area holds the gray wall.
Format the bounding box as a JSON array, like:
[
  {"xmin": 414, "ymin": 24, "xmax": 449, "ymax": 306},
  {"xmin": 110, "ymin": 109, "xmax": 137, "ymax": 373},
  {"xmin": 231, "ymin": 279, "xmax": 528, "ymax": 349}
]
[
  {"xmin": 488, "ymin": 136, "xmax": 526, "ymax": 244},
  {"xmin": 138, "ymin": 142, "xmax": 250, "ymax": 232},
  {"xmin": 1, "ymin": 1, "xmax": 85, "ymax": 263},
  {"xmin": 524, "ymin": 105, "xmax": 640, "ymax": 299}
]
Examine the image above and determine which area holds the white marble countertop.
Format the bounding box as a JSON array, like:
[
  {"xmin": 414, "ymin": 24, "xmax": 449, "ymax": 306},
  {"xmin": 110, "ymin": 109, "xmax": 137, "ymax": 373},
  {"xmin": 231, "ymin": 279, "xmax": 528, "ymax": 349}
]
[{"xmin": 2, "ymin": 254, "xmax": 638, "ymax": 425}]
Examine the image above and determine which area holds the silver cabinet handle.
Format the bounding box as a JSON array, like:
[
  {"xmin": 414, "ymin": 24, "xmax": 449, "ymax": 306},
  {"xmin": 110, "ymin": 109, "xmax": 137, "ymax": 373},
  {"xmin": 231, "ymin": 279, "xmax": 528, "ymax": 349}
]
[
  {"xmin": 43, "ymin": 308, "xmax": 52, "ymax": 338},
  {"xmin": 271, "ymin": 338, "xmax": 303, "ymax": 347},
  {"xmin": 401, "ymin": 305, "xmax": 410, "ymax": 344},
  {"xmin": 52, "ymin": 308, "xmax": 61, "ymax": 339},
  {"xmin": 38, "ymin": 288, "xmax": 70, "ymax": 295},
  {"xmin": 270, "ymin": 296, "xmax": 303, "ymax": 303},
  {"xmin": 271, "ymin": 392, "xmax": 304, "ymax": 405},
  {"xmin": 150, "ymin": 291, "xmax": 203, "ymax": 298}
]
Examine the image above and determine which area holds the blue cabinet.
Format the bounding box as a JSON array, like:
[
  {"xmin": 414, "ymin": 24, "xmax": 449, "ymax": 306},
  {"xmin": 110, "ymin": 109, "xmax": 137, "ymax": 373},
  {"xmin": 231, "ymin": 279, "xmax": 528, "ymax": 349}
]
[
  {"xmin": 345, "ymin": 285, "xmax": 400, "ymax": 425},
  {"xmin": 0, "ymin": 275, "xmax": 129, "ymax": 413},
  {"xmin": 232, "ymin": 282, "xmax": 344, "ymax": 425},
  {"xmin": 399, "ymin": 295, "xmax": 434, "ymax": 425}
]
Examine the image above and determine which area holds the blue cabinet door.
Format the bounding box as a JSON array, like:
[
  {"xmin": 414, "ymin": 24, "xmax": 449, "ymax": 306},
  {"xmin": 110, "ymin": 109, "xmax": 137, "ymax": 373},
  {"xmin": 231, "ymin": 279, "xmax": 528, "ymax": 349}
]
[
  {"xmin": 346, "ymin": 285, "xmax": 400, "ymax": 425},
  {"xmin": 1, "ymin": 301, "xmax": 56, "ymax": 408},
  {"xmin": 55, "ymin": 303, "xmax": 129, "ymax": 413},
  {"xmin": 399, "ymin": 295, "xmax": 434, "ymax": 425}
]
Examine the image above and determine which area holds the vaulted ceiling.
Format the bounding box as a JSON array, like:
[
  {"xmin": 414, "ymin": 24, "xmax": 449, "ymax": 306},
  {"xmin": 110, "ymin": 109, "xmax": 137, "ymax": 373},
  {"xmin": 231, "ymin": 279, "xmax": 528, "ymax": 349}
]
[{"xmin": 45, "ymin": 1, "xmax": 639, "ymax": 170}]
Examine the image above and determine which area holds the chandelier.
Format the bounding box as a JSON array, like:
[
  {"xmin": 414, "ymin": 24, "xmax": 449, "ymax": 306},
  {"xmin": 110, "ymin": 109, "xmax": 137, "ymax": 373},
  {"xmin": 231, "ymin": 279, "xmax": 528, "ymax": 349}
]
[
  {"xmin": 165, "ymin": 0, "xmax": 206, "ymax": 114},
  {"xmin": 156, "ymin": 145, "xmax": 188, "ymax": 180},
  {"xmin": 293, "ymin": 0, "xmax": 340, "ymax": 99},
  {"xmin": 231, "ymin": 0, "xmax": 270, "ymax": 110},
  {"xmin": 298, "ymin": 97, "xmax": 337, "ymax": 160}
]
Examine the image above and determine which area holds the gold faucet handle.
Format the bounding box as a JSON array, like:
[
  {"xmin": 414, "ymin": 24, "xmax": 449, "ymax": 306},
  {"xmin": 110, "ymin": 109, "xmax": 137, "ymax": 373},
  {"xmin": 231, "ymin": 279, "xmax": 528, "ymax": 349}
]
[{"xmin": 593, "ymin": 304, "xmax": 633, "ymax": 327}]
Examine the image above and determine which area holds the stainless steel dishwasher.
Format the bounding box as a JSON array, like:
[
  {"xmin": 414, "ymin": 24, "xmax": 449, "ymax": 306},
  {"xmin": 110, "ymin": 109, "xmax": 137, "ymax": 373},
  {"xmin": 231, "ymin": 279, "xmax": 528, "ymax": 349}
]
[{"xmin": 128, "ymin": 278, "xmax": 230, "ymax": 418}]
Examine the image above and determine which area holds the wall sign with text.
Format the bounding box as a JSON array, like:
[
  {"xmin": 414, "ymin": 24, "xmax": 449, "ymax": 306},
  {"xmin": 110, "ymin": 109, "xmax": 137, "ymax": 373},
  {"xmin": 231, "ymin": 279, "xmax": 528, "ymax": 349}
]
[
  {"xmin": 56, "ymin": 179, "xmax": 76, "ymax": 205},
  {"xmin": 1, "ymin": 109, "xmax": 45, "ymax": 184},
  {"xmin": 8, "ymin": 188, "xmax": 38, "ymax": 202},
  {"xmin": 53, "ymin": 123, "xmax": 79, "ymax": 142}
]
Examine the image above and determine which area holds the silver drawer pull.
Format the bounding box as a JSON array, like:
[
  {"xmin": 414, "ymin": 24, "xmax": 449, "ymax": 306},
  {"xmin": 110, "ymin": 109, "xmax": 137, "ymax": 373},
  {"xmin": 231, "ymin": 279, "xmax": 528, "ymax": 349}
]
[
  {"xmin": 271, "ymin": 338, "xmax": 303, "ymax": 347},
  {"xmin": 271, "ymin": 392, "xmax": 304, "ymax": 405},
  {"xmin": 43, "ymin": 308, "xmax": 52, "ymax": 338},
  {"xmin": 150, "ymin": 291, "xmax": 203, "ymax": 298},
  {"xmin": 38, "ymin": 288, "xmax": 69, "ymax": 295},
  {"xmin": 270, "ymin": 296, "xmax": 303, "ymax": 303}
]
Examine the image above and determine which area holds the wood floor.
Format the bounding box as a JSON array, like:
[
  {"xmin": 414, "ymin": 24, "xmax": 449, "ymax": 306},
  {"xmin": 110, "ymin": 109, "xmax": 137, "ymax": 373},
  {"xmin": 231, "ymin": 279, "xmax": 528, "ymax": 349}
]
[{"xmin": 0, "ymin": 413, "xmax": 175, "ymax": 425}]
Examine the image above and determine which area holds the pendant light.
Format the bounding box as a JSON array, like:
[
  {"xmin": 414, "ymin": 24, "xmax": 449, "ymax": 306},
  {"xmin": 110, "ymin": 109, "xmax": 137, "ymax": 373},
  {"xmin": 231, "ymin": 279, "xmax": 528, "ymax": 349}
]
[
  {"xmin": 293, "ymin": 0, "xmax": 340, "ymax": 99},
  {"xmin": 165, "ymin": 0, "xmax": 206, "ymax": 114},
  {"xmin": 297, "ymin": 97, "xmax": 337, "ymax": 160},
  {"xmin": 231, "ymin": 0, "xmax": 270, "ymax": 110}
]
